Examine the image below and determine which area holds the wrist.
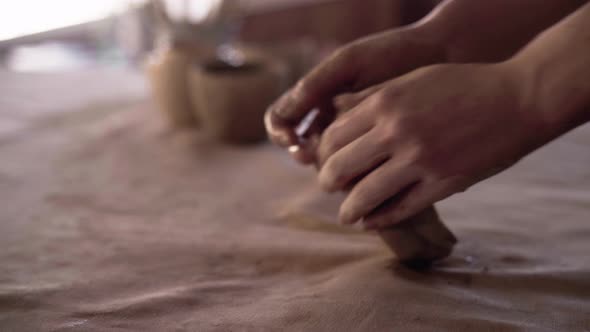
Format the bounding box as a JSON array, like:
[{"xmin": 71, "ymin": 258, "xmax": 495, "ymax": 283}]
[
  {"xmin": 483, "ymin": 61, "xmax": 555, "ymax": 148},
  {"xmin": 504, "ymin": 52, "xmax": 590, "ymax": 142},
  {"xmin": 503, "ymin": 3, "xmax": 590, "ymax": 141},
  {"xmin": 403, "ymin": 16, "xmax": 450, "ymax": 64},
  {"xmin": 410, "ymin": 1, "xmax": 488, "ymax": 64},
  {"xmin": 416, "ymin": 0, "xmax": 589, "ymax": 64}
]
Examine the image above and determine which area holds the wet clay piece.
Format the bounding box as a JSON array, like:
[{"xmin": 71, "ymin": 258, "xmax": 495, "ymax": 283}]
[{"xmin": 378, "ymin": 206, "xmax": 457, "ymax": 268}]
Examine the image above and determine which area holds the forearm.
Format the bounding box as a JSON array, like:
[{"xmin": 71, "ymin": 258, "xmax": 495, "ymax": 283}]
[
  {"xmin": 419, "ymin": 0, "xmax": 588, "ymax": 62},
  {"xmin": 509, "ymin": 3, "xmax": 590, "ymax": 138}
]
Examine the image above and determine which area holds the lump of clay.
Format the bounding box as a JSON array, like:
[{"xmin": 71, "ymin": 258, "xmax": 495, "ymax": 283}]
[{"xmin": 378, "ymin": 206, "xmax": 457, "ymax": 268}]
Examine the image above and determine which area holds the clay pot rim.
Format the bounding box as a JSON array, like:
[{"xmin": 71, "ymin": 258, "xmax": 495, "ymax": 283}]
[
  {"xmin": 193, "ymin": 58, "xmax": 266, "ymax": 75},
  {"xmin": 190, "ymin": 44, "xmax": 289, "ymax": 76}
]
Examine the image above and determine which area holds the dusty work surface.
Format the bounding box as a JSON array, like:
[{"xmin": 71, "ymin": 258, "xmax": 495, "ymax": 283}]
[{"xmin": 1, "ymin": 69, "xmax": 589, "ymax": 331}]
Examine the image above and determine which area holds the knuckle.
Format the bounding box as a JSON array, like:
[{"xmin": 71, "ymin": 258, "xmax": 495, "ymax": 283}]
[
  {"xmin": 375, "ymin": 126, "xmax": 396, "ymax": 150},
  {"xmin": 322, "ymin": 124, "xmax": 338, "ymax": 144},
  {"xmin": 413, "ymin": 144, "xmax": 429, "ymax": 163},
  {"xmin": 404, "ymin": 135, "xmax": 429, "ymax": 164},
  {"xmin": 319, "ymin": 126, "xmax": 342, "ymax": 157},
  {"xmin": 369, "ymin": 90, "xmax": 399, "ymax": 117},
  {"xmin": 333, "ymin": 94, "xmax": 356, "ymax": 112},
  {"xmin": 322, "ymin": 143, "xmax": 339, "ymax": 162},
  {"xmin": 380, "ymin": 84, "xmax": 405, "ymax": 102},
  {"xmin": 371, "ymin": 91, "xmax": 390, "ymax": 109},
  {"xmin": 396, "ymin": 148, "xmax": 423, "ymax": 172}
]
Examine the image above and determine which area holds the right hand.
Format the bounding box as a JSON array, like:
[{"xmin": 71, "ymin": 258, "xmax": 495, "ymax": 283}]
[{"xmin": 265, "ymin": 24, "xmax": 446, "ymax": 163}]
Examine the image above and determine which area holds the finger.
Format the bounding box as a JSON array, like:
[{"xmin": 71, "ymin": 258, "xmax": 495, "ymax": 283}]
[
  {"xmin": 315, "ymin": 84, "xmax": 387, "ymax": 167},
  {"xmin": 270, "ymin": 45, "xmax": 361, "ymax": 122},
  {"xmin": 363, "ymin": 180, "xmax": 447, "ymax": 230},
  {"xmin": 316, "ymin": 106, "xmax": 375, "ymax": 168},
  {"xmin": 300, "ymin": 104, "xmax": 336, "ymax": 138},
  {"xmin": 318, "ymin": 128, "xmax": 390, "ymax": 192},
  {"xmin": 299, "ymin": 84, "xmax": 384, "ymax": 166},
  {"xmin": 333, "ymin": 82, "xmax": 387, "ymax": 112},
  {"xmin": 293, "ymin": 102, "xmax": 336, "ymax": 138},
  {"xmin": 288, "ymin": 135, "xmax": 320, "ymax": 165},
  {"xmin": 339, "ymin": 160, "xmax": 420, "ymax": 225},
  {"xmin": 265, "ymin": 110, "xmax": 300, "ymax": 147},
  {"xmin": 283, "ymin": 101, "xmax": 337, "ymax": 165},
  {"xmin": 267, "ymin": 81, "xmax": 380, "ymax": 149}
]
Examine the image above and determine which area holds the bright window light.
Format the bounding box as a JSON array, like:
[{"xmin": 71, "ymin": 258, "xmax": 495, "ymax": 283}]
[{"xmin": 0, "ymin": 0, "xmax": 147, "ymax": 41}]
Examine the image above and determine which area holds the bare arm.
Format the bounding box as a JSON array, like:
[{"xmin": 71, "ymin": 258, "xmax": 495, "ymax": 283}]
[
  {"xmin": 509, "ymin": 2, "xmax": 590, "ymax": 138},
  {"xmin": 312, "ymin": 3, "xmax": 590, "ymax": 228},
  {"xmin": 266, "ymin": 0, "xmax": 588, "ymax": 157},
  {"xmin": 427, "ymin": 0, "xmax": 588, "ymax": 62}
]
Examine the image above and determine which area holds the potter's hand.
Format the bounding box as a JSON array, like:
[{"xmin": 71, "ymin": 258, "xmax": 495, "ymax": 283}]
[
  {"xmin": 265, "ymin": 0, "xmax": 586, "ymax": 163},
  {"xmin": 265, "ymin": 26, "xmax": 444, "ymax": 163},
  {"xmin": 323, "ymin": 2, "xmax": 590, "ymax": 229},
  {"xmin": 318, "ymin": 63, "xmax": 551, "ymax": 229}
]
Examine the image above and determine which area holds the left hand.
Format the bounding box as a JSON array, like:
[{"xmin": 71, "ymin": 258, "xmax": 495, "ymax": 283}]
[
  {"xmin": 264, "ymin": 26, "xmax": 446, "ymax": 163},
  {"xmin": 316, "ymin": 62, "xmax": 548, "ymax": 229}
]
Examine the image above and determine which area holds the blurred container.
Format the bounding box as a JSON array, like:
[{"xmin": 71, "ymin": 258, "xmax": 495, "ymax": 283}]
[
  {"xmin": 146, "ymin": 43, "xmax": 197, "ymax": 128},
  {"xmin": 188, "ymin": 48, "xmax": 287, "ymax": 143}
]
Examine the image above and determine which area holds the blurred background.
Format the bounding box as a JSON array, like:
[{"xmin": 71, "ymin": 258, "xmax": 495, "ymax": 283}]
[
  {"xmin": 0, "ymin": 0, "xmax": 440, "ymax": 69},
  {"xmin": 0, "ymin": 0, "xmax": 440, "ymax": 142}
]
